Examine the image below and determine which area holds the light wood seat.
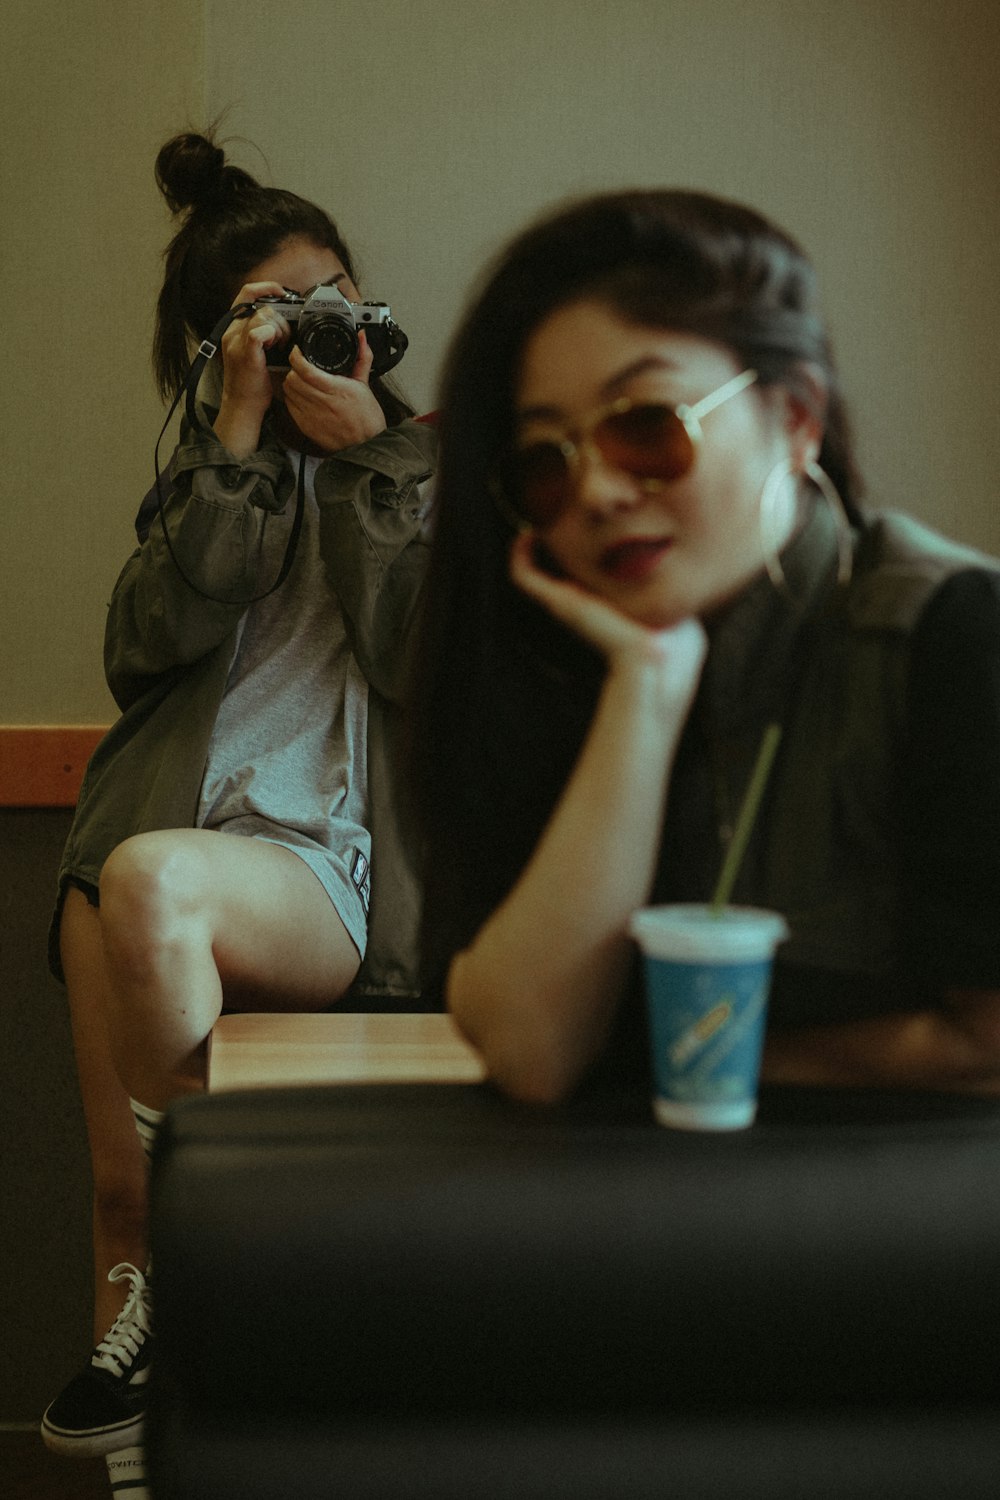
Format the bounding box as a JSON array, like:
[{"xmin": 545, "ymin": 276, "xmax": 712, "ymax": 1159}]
[{"xmin": 207, "ymin": 1011, "xmax": 486, "ymax": 1092}]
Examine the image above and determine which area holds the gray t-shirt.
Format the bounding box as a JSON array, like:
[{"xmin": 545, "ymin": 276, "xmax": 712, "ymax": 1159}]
[{"xmin": 196, "ymin": 450, "xmax": 370, "ymax": 957}]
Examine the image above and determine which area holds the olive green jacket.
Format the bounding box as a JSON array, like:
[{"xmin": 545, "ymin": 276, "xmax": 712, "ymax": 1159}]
[
  {"xmin": 653, "ymin": 504, "xmax": 1000, "ymax": 1023},
  {"xmin": 53, "ymin": 416, "xmax": 438, "ymax": 1000}
]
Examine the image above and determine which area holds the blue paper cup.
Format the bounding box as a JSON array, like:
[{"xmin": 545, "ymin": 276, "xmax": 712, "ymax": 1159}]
[{"xmin": 629, "ymin": 905, "xmax": 788, "ymax": 1130}]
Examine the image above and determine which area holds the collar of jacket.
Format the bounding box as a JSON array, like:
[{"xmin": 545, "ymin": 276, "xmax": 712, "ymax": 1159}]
[{"xmin": 697, "ymin": 497, "xmax": 848, "ymax": 737}]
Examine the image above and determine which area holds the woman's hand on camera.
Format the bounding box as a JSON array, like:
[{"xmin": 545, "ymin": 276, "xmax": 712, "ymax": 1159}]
[
  {"xmin": 214, "ymin": 279, "xmax": 291, "ymax": 458},
  {"xmin": 509, "ymin": 529, "xmax": 707, "ymax": 712},
  {"xmin": 281, "ymin": 334, "xmax": 387, "ymax": 453}
]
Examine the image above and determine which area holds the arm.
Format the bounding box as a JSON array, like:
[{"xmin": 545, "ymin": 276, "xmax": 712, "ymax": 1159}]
[
  {"xmin": 446, "ymin": 535, "xmax": 706, "ymax": 1104},
  {"xmin": 763, "ymin": 569, "xmax": 1000, "ymax": 1092},
  {"xmin": 314, "ymin": 417, "xmax": 438, "ymax": 702},
  {"xmin": 762, "ymin": 991, "xmax": 1000, "ymax": 1092},
  {"xmin": 106, "ymin": 277, "xmax": 307, "ymax": 709},
  {"xmin": 105, "ymin": 426, "xmax": 293, "ymax": 709},
  {"xmin": 266, "ymin": 331, "xmax": 436, "ymax": 701},
  {"xmin": 107, "ymin": 284, "xmax": 393, "ymax": 710}
]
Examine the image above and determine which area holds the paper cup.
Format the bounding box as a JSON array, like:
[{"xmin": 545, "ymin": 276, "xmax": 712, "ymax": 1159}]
[{"xmin": 629, "ymin": 904, "xmax": 788, "ymax": 1130}]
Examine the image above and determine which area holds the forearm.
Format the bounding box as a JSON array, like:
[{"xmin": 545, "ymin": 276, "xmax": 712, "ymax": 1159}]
[
  {"xmin": 762, "ymin": 992, "xmax": 1000, "ymax": 1093},
  {"xmin": 106, "ymin": 432, "xmax": 290, "ymax": 704},
  {"xmin": 448, "ymin": 657, "xmax": 688, "ymax": 1104},
  {"xmin": 316, "ymin": 420, "xmax": 437, "ymax": 699},
  {"xmin": 212, "ymin": 399, "xmax": 267, "ymax": 460}
]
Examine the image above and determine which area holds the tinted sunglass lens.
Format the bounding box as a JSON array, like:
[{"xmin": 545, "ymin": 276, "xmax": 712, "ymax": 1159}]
[
  {"xmin": 515, "ymin": 443, "xmax": 572, "ymax": 525},
  {"xmin": 509, "ymin": 405, "xmax": 694, "ymax": 526},
  {"xmin": 598, "ymin": 404, "xmax": 693, "ymax": 480}
]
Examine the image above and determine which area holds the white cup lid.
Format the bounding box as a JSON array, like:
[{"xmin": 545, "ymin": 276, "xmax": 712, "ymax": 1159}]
[{"xmin": 629, "ymin": 904, "xmax": 789, "ymax": 962}]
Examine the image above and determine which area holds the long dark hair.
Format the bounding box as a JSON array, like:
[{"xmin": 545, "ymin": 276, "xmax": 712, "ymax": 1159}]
[
  {"xmin": 410, "ymin": 188, "xmax": 864, "ymax": 986},
  {"xmin": 152, "ymin": 129, "xmax": 412, "ymax": 425}
]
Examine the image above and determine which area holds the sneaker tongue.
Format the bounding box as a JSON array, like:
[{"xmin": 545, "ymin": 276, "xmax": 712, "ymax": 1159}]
[{"xmin": 91, "ymin": 1266, "xmax": 151, "ymax": 1373}]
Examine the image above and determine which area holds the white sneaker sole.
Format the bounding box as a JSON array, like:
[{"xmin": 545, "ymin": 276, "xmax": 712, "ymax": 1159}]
[{"xmin": 40, "ymin": 1409, "xmax": 145, "ymax": 1459}]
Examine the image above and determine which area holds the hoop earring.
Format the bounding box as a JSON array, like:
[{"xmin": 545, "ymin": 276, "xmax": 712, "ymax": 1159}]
[
  {"xmin": 759, "ymin": 458, "xmax": 854, "ymax": 592},
  {"xmin": 806, "ymin": 460, "xmax": 854, "ymax": 586},
  {"xmin": 758, "ymin": 459, "xmax": 798, "ymax": 591}
]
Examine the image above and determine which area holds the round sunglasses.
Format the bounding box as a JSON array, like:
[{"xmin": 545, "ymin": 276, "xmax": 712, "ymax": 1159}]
[{"xmin": 500, "ymin": 368, "xmax": 758, "ymax": 528}]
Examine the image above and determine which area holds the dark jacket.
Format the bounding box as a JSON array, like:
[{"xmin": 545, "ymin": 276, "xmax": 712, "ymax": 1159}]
[
  {"xmin": 52, "ymin": 415, "xmax": 438, "ymax": 1000},
  {"xmin": 653, "ymin": 505, "xmax": 1000, "ymax": 1023}
]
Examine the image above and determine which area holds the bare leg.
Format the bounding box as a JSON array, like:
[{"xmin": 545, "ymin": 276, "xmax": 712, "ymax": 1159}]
[
  {"xmin": 44, "ymin": 835, "xmax": 357, "ymax": 1458},
  {"xmin": 61, "ymin": 887, "xmax": 148, "ymax": 1343},
  {"xmin": 98, "ymin": 829, "xmax": 361, "ymax": 1111}
]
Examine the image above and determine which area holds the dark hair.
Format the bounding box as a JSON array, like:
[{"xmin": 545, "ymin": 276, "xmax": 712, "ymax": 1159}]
[
  {"xmin": 152, "ymin": 129, "xmax": 411, "ymax": 424},
  {"xmin": 409, "ymin": 188, "xmax": 864, "ymax": 988}
]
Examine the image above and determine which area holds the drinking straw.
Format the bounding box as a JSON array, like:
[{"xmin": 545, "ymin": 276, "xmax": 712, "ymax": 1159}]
[{"xmin": 710, "ymin": 722, "xmax": 783, "ymax": 913}]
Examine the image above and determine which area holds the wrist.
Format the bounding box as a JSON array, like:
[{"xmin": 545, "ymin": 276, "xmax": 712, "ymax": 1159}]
[
  {"xmin": 602, "ymin": 655, "xmax": 691, "ymax": 742},
  {"xmin": 606, "ymin": 624, "xmax": 706, "ymax": 724},
  {"xmin": 292, "ymin": 404, "xmax": 388, "ymax": 455},
  {"xmin": 213, "ymin": 398, "xmax": 266, "ymax": 460}
]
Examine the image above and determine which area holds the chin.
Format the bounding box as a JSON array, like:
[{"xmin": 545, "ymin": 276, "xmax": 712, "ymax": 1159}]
[
  {"xmin": 567, "ymin": 564, "xmax": 696, "ymax": 631},
  {"xmin": 604, "ymin": 586, "xmax": 694, "ymax": 632},
  {"xmin": 634, "ymin": 605, "xmax": 694, "ymax": 631},
  {"xmin": 581, "ymin": 557, "xmax": 698, "ymax": 630}
]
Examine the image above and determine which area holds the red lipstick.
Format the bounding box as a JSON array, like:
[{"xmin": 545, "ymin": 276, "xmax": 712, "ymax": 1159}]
[{"xmin": 599, "ymin": 537, "xmax": 673, "ymax": 583}]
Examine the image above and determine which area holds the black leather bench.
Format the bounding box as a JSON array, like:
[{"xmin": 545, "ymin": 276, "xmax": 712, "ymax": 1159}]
[{"xmin": 146, "ymin": 1082, "xmax": 1000, "ymax": 1499}]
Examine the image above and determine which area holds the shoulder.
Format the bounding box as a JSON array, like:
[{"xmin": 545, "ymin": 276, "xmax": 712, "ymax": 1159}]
[
  {"xmin": 806, "ymin": 512, "xmax": 1000, "ymax": 767},
  {"xmin": 847, "ymin": 509, "xmax": 1000, "ymax": 633},
  {"xmin": 907, "ymin": 567, "xmax": 1000, "ymax": 740}
]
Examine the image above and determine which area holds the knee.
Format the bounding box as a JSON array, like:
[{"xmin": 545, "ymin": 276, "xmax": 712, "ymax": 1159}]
[{"xmin": 100, "ymin": 835, "xmax": 207, "ymax": 966}]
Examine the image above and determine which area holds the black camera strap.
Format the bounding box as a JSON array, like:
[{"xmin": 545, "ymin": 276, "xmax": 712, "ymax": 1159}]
[
  {"xmin": 152, "ymin": 304, "xmax": 306, "ymax": 606},
  {"xmin": 181, "ymin": 304, "xmax": 253, "ymax": 435},
  {"xmin": 374, "ymin": 318, "xmax": 408, "ymax": 376}
]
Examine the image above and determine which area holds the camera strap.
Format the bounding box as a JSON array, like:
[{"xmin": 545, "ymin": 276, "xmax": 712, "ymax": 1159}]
[
  {"xmin": 152, "ymin": 304, "xmax": 307, "ymax": 606},
  {"xmin": 182, "ymin": 305, "xmax": 253, "ymax": 434},
  {"xmin": 374, "ymin": 318, "xmax": 408, "ymax": 376}
]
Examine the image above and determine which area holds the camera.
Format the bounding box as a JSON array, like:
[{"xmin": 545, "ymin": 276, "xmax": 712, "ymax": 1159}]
[{"xmin": 251, "ymin": 284, "xmax": 408, "ymax": 377}]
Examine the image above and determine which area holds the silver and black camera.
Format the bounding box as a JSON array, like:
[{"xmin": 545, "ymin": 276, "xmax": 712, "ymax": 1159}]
[{"xmin": 252, "ymin": 283, "xmax": 408, "ymax": 376}]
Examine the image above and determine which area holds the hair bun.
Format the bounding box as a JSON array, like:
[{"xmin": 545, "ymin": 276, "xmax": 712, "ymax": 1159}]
[{"xmin": 155, "ymin": 131, "xmax": 252, "ymax": 215}]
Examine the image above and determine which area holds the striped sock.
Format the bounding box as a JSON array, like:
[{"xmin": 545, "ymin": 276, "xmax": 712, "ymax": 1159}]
[
  {"xmin": 106, "ymin": 1443, "xmax": 150, "ymax": 1498},
  {"xmin": 129, "ymin": 1099, "xmax": 165, "ymax": 1161}
]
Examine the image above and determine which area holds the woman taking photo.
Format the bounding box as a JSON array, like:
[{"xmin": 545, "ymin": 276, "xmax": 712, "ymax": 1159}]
[
  {"xmin": 43, "ymin": 129, "xmax": 435, "ymax": 1457},
  {"xmin": 411, "ymin": 188, "xmax": 1000, "ymax": 1107}
]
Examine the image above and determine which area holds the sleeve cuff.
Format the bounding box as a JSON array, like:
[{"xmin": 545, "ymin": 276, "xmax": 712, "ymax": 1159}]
[{"xmin": 317, "ymin": 419, "xmax": 438, "ymax": 494}]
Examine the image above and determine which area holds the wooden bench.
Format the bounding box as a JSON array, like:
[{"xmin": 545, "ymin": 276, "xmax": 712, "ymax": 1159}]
[{"xmin": 208, "ymin": 1011, "xmax": 486, "ymax": 1091}]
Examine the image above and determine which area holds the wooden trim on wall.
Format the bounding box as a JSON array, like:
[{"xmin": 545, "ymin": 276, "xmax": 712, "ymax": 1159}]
[{"xmin": 0, "ymin": 726, "xmax": 109, "ymax": 808}]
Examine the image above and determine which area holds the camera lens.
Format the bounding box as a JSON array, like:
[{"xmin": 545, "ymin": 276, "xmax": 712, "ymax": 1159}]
[{"xmin": 298, "ymin": 315, "xmax": 358, "ymax": 375}]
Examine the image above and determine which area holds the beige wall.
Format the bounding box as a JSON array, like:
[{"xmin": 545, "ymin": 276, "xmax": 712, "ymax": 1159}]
[
  {"xmin": 3, "ymin": 0, "xmax": 204, "ymax": 723},
  {"xmin": 5, "ymin": 0, "xmax": 999, "ymax": 722}
]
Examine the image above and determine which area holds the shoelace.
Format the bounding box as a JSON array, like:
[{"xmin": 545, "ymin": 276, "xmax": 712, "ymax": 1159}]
[{"xmin": 91, "ymin": 1263, "xmax": 152, "ymax": 1377}]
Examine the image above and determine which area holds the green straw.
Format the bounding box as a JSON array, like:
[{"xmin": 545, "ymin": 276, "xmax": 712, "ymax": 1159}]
[{"xmin": 710, "ymin": 721, "xmax": 783, "ymax": 913}]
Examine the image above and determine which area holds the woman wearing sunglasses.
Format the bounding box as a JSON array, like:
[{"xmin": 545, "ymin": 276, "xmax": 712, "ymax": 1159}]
[{"xmin": 409, "ymin": 188, "xmax": 1000, "ymax": 1105}]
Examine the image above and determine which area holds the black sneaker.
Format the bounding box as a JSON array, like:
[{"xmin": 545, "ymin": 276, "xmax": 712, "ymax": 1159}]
[{"xmin": 41, "ymin": 1262, "xmax": 152, "ymax": 1458}]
